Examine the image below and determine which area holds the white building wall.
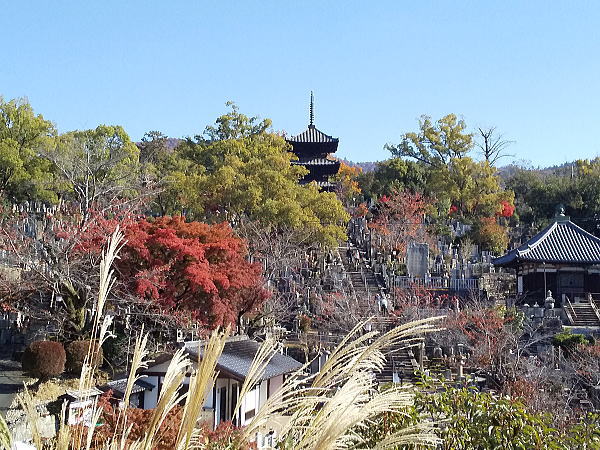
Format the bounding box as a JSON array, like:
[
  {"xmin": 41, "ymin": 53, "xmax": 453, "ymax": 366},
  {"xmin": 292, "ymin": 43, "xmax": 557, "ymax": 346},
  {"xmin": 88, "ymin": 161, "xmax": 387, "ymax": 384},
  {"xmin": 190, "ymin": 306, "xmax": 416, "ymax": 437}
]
[
  {"xmin": 240, "ymin": 386, "xmax": 259, "ymax": 426},
  {"xmin": 259, "ymin": 380, "xmax": 268, "ymax": 407}
]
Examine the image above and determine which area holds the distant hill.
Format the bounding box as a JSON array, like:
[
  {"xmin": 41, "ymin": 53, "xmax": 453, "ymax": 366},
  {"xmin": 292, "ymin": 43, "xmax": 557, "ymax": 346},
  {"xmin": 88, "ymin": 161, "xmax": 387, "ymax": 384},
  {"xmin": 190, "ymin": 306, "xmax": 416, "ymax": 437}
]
[
  {"xmin": 497, "ymin": 160, "xmax": 579, "ymax": 180},
  {"xmin": 165, "ymin": 137, "xmax": 183, "ymax": 151},
  {"xmin": 338, "ymin": 158, "xmax": 378, "ymax": 172}
]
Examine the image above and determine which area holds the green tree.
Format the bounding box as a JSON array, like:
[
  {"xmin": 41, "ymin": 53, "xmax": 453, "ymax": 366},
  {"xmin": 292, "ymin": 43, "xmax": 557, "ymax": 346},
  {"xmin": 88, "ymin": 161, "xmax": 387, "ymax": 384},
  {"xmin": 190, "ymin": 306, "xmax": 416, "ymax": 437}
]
[
  {"xmin": 385, "ymin": 113, "xmax": 473, "ymax": 167},
  {"xmin": 45, "ymin": 125, "xmax": 141, "ymax": 221},
  {"xmin": 385, "ymin": 114, "xmax": 514, "ymax": 225},
  {"xmin": 360, "ymin": 384, "xmax": 599, "ymax": 449},
  {"xmin": 0, "ymin": 97, "xmax": 57, "ymax": 202},
  {"xmin": 357, "ymin": 158, "xmax": 428, "ymax": 200},
  {"xmin": 160, "ymin": 104, "xmax": 349, "ymax": 247},
  {"xmin": 433, "ymin": 157, "xmax": 514, "ymax": 219}
]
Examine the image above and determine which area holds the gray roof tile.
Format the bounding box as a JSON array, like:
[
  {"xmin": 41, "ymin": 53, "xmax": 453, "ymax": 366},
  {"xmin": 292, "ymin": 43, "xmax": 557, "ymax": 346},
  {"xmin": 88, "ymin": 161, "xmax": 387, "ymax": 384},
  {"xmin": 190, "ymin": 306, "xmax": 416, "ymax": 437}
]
[
  {"xmin": 286, "ymin": 125, "xmax": 339, "ymax": 144},
  {"xmin": 186, "ymin": 338, "xmax": 302, "ymax": 382},
  {"xmin": 493, "ymin": 218, "xmax": 600, "ymax": 266}
]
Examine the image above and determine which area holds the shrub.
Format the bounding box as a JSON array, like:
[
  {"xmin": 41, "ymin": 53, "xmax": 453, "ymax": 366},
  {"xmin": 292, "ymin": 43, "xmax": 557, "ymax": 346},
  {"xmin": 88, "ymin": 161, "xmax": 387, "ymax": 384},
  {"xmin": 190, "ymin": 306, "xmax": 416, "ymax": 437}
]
[
  {"xmin": 552, "ymin": 330, "xmax": 589, "ymax": 352},
  {"xmin": 66, "ymin": 340, "xmax": 104, "ymax": 374},
  {"xmin": 21, "ymin": 340, "xmax": 66, "ymax": 379}
]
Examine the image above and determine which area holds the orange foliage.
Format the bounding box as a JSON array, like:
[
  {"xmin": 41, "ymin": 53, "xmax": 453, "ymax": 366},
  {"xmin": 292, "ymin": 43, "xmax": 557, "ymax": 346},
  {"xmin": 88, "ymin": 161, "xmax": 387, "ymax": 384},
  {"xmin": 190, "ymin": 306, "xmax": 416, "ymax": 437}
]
[{"xmin": 368, "ymin": 190, "xmax": 430, "ymax": 257}]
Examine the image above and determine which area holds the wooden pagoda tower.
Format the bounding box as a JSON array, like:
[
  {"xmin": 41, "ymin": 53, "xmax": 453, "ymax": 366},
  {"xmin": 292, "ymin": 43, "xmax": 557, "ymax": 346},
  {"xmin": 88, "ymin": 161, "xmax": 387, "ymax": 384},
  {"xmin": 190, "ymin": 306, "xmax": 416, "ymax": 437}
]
[{"xmin": 286, "ymin": 92, "xmax": 341, "ymax": 191}]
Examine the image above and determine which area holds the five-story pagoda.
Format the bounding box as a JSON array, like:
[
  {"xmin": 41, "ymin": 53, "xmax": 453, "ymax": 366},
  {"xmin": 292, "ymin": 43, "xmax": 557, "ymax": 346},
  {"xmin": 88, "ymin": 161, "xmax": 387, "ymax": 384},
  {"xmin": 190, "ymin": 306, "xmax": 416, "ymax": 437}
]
[{"xmin": 286, "ymin": 92, "xmax": 341, "ymax": 191}]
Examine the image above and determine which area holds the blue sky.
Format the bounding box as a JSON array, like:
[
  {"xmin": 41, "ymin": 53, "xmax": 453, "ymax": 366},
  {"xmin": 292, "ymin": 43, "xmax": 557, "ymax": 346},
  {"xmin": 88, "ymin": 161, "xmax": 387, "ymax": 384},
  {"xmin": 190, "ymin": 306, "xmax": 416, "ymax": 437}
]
[{"xmin": 2, "ymin": 1, "xmax": 599, "ymax": 166}]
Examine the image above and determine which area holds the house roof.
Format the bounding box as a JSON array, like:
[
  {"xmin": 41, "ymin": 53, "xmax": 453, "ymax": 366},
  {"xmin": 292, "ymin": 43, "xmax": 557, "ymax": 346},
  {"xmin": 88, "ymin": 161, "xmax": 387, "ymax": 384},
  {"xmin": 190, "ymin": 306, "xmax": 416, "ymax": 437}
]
[
  {"xmin": 185, "ymin": 337, "xmax": 303, "ymax": 382},
  {"xmin": 493, "ymin": 216, "xmax": 600, "ymax": 267},
  {"xmin": 286, "ymin": 125, "xmax": 339, "ymax": 144},
  {"xmin": 99, "ymin": 378, "xmax": 155, "ymax": 396}
]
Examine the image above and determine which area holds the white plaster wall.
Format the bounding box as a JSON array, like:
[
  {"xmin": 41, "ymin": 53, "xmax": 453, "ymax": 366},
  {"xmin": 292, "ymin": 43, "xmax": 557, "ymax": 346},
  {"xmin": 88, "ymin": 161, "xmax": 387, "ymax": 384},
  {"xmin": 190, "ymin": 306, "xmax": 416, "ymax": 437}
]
[
  {"xmin": 258, "ymin": 380, "xmax": 268, "ymax": 407},
  {"xmin": 240, "ymin": 386, "xmax": 259, "ymax": 426}
]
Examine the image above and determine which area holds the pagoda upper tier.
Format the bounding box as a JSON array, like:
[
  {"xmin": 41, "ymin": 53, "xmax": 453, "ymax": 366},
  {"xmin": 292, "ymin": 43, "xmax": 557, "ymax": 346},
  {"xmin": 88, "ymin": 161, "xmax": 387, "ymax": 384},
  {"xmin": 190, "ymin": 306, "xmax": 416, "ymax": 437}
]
[
  {"xmin": 286, "ymin": 124, "xmax": 341, "ymax": 191},
  {"xmin": 286, "ymin": 124, "xmax": 339, "ymax": 157},
  {"xmin": 286, "ymin": 93, "xmax": 341, "ymax": 191}
]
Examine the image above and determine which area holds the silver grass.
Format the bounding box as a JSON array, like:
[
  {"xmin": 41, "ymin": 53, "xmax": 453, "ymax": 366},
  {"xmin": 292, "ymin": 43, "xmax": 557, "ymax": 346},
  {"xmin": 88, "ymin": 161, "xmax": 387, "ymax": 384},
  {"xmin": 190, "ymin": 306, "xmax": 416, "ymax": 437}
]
[
  {"xmin": 176, "ymin": 328, "xmax": 229, "ymax": 449},
  {"xmin": 16, "ymin": 385, "xmax": 43, "ymax": 449},
  {"xmin": 0, "ymin": 409, "xmax": 12, "ymax": 450},
  {"xmin": 139, "ymin": 347, "xmax": 190, "ymax": 450}
]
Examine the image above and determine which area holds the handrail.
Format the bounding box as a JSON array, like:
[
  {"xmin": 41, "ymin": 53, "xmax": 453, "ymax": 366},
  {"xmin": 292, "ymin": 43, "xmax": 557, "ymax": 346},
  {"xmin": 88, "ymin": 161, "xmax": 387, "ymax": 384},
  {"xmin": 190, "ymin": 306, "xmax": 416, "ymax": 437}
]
[
  {"xmin": 565, "ymin": 296, "xmax": 577, "ymax": 320},
  {"xmin": 590, "ymin": 299, "xmax": 600, "ymax": 323}
]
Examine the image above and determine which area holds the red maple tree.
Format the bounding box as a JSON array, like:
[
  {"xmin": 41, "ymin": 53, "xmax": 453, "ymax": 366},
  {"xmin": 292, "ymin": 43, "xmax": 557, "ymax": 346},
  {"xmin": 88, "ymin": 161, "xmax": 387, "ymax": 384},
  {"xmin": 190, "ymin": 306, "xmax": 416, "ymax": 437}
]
[
  {"xmin": 118, "ymin": 216, "xmax": 269, "ymax": 330},
  {"xmin": 368, "ymin": 190, "xmax": 430, "ymax": 257}
]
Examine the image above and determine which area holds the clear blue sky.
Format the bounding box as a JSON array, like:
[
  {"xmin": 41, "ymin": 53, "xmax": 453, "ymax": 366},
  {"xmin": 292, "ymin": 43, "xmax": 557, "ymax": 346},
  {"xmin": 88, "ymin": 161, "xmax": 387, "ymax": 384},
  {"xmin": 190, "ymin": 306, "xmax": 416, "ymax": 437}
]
[{"xmin": 2, "ymin": 1, "xmax": 599, "ymax": 166}]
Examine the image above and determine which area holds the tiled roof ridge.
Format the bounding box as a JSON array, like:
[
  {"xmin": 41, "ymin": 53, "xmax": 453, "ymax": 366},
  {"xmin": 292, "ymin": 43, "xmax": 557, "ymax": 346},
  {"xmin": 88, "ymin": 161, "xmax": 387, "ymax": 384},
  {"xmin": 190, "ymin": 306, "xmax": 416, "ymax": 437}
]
[
  {"xmin": 286, "ymin": 125, "xmax": 339, "ymax": 143},
  {"xmin": 563, "ymin": 219, "xmax": 600, "ymax": 244},
  {"xmin": 518, "ymin": 220, "xmax": 600, "ymax": 258},
  {"xmin": 494, "ymin": 217, "xmax": 600, "ymax": 266},
  {"xmin": 516, "ymin": 221, "xmax": 559, "ymax": 257}
]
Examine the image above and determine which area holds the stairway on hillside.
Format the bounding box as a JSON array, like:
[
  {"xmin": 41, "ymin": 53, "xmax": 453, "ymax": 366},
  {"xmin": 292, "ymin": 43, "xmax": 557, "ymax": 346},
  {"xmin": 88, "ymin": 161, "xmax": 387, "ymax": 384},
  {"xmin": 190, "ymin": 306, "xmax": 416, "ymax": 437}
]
[
  {"xmin": 341, "ymin": 245, "xmax": 420, "ymax": 384},
  {"xmin": 378, "ymin": 345, "xmax": 419, "ymax": 384},
  {"xmin": 340, "ymin": 245, "xmax": 380, "ymax": 317},
  {"xmin": 567, "ymin": 302, "xmax": 600, "ymax": 327},
  {"xmin": 372, "ymin": 316, "xmax": 420, "ymax": 384}
]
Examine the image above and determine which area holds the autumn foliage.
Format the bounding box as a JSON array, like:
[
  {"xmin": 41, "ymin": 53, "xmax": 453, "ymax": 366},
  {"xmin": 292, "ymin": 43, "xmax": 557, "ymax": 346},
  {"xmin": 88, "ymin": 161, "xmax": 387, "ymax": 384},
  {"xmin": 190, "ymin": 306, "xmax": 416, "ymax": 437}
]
[
  {"xmin": 21, "ymin": 340, "xmax": 66, "ymax": 379},
  {"xmin": 118, "ymin": 216, "xmax": 269, "ymax": 329},
  {"xmin": 497, "ymin": 200, "xmax": 515, "ymax": 218},
  {"xmin": 368, "ymin": 190, "xmax": 430, "ymax": 257},
  {"xmin": 445, "ymin": 307, "xmax": 514, "ymax": 370},
  {"xmin": 84, "ymin": 391, "xmax": 252, "ymax": 450},
  {"xmin": 66, "ymin": 340, "xmax": 104, "ymax": 374},
  {"xmin": 472, "ymin": 217, "xmax": 509, "ymax": 254}
]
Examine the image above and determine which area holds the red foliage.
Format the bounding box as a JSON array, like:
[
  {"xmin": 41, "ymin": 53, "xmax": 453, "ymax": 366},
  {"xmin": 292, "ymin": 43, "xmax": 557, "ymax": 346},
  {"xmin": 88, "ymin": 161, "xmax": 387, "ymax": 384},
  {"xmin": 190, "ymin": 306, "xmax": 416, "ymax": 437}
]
[
  {"xmin": 446, "ymin": 308, "xmax": 513, "ymax": 368},
  {"xmin": 368, "ymin": 191, "xmax": 430, "ymax": 257},
  {"xmin": 198, "ymin": 421, "xmax": 256, "ymax": 449},
  {"xmin": 497, "ymin": 200, "xmax": 515, "ymax": 218},
  {"xmin": 449, "ymin": 204, "xmax": 458, "ymax": 215},
  {"xmin": 81, "ymin": 392, "xmax": 252, "ymax": 450},
  {"xmin": 118, "ymin": 216, "xmax": 269, "ymax": 329},
  {"xmin": 80, "ymin": 391, "xmax": 183, "ymax": 450}
]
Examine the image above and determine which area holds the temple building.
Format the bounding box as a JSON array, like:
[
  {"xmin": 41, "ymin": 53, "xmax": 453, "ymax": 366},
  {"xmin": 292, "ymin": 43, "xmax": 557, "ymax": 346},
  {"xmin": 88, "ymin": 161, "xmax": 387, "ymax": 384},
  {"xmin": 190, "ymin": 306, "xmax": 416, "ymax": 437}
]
[
  {"xmin": 286, "ymin": 93, "xmax": 341, "ymax": 191},
  {"xmin": 493, "ymin": 207, "xmax": 600, "ymax": 328}
]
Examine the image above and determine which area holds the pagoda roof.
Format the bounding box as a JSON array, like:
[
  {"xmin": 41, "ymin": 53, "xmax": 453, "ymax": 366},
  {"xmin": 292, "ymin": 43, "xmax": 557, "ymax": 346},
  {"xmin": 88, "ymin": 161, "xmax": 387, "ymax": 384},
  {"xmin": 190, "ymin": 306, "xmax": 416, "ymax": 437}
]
[
  {"xmin": 286, "ymin": 125, "xmax": 339, "ymax": 144},
  {"xmin": 493, "ymin": 216, "xmax": 600, "ymax": 267},
  {"xmin": 292, "ymin": 157, "xmax": 340, "ymax": 166}
]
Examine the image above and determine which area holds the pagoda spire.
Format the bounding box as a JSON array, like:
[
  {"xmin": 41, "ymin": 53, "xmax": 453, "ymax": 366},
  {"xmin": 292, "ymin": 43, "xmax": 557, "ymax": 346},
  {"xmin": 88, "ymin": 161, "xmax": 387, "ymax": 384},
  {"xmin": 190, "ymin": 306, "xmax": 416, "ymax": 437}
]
[{"xmin": 309, "ymin": 91, "xmax": 314, "ymax": 127}]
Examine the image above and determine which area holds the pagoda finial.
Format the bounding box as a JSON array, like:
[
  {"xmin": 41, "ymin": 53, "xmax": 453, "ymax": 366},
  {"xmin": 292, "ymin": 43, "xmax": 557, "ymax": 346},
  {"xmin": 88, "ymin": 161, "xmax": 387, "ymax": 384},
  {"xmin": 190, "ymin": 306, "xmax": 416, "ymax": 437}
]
[{"xmin": 309, "ymin": 91, "xmax": 314, "ymax": 127}]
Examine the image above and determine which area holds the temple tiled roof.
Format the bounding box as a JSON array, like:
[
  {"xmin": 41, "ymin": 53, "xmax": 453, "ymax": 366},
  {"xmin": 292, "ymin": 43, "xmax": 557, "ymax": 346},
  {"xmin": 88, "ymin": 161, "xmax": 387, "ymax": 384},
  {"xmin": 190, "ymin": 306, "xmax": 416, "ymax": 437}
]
[
  {"xmin": 185, "ymin": 337, "xmax": 303, "ymax": 382},
  {"xmin": 286, "ymin": 125, "xmax": 339, "ymax": 144},
  {"xmin": 493, "ymin": 217, "xmax": 600, "ymax": 266}
]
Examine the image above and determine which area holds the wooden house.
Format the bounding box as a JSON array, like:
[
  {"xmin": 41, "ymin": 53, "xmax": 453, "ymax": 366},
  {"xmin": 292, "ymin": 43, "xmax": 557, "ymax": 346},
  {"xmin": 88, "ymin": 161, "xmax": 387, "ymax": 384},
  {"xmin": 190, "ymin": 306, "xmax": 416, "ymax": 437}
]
[{"xmin": 141, "ymin": 335, "xmax": 303, "ymax": 429}]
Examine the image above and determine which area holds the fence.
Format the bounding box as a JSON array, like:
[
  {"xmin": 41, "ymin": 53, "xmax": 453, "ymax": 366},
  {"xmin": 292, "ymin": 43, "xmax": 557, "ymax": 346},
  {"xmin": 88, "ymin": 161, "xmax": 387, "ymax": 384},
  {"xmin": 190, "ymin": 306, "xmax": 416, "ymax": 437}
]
[{"xmin": 393, "ymin": 276, "xmax": 479, "ymax": 291}]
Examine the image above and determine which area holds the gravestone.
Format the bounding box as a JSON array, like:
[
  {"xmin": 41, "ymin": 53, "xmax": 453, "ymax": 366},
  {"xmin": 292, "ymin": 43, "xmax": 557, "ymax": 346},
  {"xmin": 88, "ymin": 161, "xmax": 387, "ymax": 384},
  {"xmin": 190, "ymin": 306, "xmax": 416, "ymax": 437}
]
[{"xmin": 406, "ymin": 243, "xmax": 429, "ymax": 278}]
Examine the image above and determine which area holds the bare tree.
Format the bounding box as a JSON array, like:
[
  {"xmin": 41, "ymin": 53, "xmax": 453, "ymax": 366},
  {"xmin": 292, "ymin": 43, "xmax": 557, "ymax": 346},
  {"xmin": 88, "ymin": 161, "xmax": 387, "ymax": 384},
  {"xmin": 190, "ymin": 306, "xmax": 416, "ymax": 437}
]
[{"xmin": 476, "ymin": 127, "xmax": 515, "ymax": 166}]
